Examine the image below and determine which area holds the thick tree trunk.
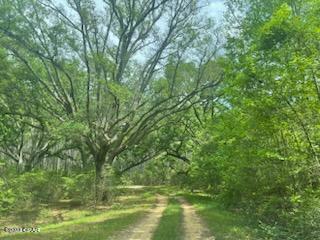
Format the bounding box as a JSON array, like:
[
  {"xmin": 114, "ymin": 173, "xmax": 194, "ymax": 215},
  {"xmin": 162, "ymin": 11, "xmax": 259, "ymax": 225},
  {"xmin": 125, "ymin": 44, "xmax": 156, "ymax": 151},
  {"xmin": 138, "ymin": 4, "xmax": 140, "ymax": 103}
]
[
  {"xmin": 24, "ymin": 163, "xmax": 33, "ymax": 172},
  {"xmin": 95, "ymin": 151, "xmax": 107, "ymax": 203},
  {"xmin": 95, "ymin": 158, "xmax": 105, "ymax": 203}
]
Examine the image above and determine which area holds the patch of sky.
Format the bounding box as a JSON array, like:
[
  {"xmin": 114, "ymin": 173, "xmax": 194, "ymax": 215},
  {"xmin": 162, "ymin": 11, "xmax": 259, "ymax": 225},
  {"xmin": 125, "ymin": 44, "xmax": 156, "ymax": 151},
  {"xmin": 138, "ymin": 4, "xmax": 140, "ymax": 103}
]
[{"xmin": 204, "ymin": 0, "xmax": 226, "ymax": 23}]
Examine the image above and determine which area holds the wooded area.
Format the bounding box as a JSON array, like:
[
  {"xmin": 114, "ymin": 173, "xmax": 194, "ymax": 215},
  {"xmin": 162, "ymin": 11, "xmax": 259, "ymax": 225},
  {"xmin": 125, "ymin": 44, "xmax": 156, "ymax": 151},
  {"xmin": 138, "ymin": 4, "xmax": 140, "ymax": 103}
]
[{"xmin": 0, "ymin": 0, "xmax": 319, "ymax": 239}]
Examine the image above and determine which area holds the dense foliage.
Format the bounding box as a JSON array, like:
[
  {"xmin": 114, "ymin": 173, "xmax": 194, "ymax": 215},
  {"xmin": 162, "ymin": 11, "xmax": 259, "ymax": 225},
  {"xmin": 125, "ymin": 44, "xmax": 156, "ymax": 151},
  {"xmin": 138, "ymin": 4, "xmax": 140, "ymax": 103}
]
[{"xmin": 187, "ymin": 1, "xmax": 320, "ymax": 239}]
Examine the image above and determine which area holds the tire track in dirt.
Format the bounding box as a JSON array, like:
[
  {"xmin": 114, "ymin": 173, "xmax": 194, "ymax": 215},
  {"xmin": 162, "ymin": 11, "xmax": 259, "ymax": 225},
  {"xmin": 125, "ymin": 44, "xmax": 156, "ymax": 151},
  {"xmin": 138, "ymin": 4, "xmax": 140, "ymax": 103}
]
[
  {"xmin": 112, "ymin": 195, "xmax": 168, "ymax": 240},
  {"xmin": 179, "ymin": 197, "xmax": 215, "ymax": 240}
]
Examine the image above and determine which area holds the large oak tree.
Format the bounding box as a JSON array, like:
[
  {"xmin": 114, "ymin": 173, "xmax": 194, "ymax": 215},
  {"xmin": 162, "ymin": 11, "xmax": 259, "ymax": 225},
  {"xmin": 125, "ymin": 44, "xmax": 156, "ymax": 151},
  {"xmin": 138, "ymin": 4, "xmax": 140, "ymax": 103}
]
[{"xmin": 0, "ymin": 0, "xmax": 221, "ymax": 200}]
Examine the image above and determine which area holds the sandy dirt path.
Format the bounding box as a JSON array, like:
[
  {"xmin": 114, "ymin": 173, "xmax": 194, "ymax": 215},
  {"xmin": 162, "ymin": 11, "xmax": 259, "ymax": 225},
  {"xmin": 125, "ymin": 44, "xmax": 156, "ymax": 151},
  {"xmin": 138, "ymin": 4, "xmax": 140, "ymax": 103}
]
[
  {"xmin": 112, "ymin": 195, "xmax": 168, "ymax": 240},
  {"xmin": 179, "ymin": 197, "xmax": 215, "ymax": 240}
]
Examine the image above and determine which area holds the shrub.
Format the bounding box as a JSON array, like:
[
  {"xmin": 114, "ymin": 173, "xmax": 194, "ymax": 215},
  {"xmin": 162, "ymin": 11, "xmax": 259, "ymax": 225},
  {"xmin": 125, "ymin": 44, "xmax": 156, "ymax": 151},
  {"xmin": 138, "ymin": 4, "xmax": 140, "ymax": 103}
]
[
  {"xmin": 0, "ymin": 179, "xmax": 16, "ymax": 213},
  {"xmin": 62, "ymin": 171, "xmax": 95, "ymax": 203},
  {"xmin": 11, "ymin": 171, "xmax": 64, "ymax": 206}
]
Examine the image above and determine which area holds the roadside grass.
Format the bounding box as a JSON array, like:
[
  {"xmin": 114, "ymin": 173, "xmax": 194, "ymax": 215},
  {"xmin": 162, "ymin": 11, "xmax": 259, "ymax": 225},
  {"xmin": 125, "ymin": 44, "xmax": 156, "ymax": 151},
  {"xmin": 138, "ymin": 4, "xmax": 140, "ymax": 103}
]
[
  {"xmin": 0, "ymin": 188, "xmax": 157, "ymax": 240},
  {"xmin": 183, "ymin": 193, "xmax": 261, "ymax": 240},
  {"xmin": 0, "ymin": 186, "xmax": 263, "ymax": 240},
  {"xmin": 0, "ymin": 208, "xmax": 146, "ymax": 240},
  {"xmin": 152, "ymin": 198, "xmax": 183, "ymax": 240}
]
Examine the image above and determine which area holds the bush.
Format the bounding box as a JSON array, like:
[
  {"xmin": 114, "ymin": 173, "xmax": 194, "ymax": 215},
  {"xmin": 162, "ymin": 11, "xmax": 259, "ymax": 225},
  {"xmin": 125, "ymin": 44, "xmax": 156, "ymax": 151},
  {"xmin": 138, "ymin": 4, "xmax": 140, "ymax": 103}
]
[
  {"xmin": 258, "ymin": 194, "xmax": 320, "ymax": 240},
  {"xmin": 0, "ymin": 179, "xmax": 16, "ymax": 213},
  {"xmin": 12, "ymin": 171, "xmax": 65, "ymax": 206},
  {"xmin": 62, "ymin": 171, "xmax": 95, "ymax": 203},
  {"xmin": 286, "ymin": 196, "xmax": 320, "ymax": 240},
  {"xmin": 0, "ymin": 170, "xmax": 65, "ymax": 212},
  {"xmin": 0, "ymin": 167, "xmax": 124, "ymax": 213}
]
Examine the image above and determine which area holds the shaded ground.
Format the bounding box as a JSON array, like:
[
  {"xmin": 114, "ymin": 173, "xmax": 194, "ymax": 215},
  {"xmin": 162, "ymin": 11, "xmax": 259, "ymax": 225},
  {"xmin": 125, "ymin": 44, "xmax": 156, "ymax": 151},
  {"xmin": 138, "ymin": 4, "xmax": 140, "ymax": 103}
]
[
  {"xmin": 0, "ymin": 188, "xmax": 156, "ymax": 240},
  {"xmin": 115, "ymin": 195, "xmax": 215, "ymax": 240},
  {"xmin": 0, "ymin": 187, "xmax": 261, "ymax": 240},
  {"xmin": 113, "ymin": 195, "xmax": 168, "ymax": 240}
]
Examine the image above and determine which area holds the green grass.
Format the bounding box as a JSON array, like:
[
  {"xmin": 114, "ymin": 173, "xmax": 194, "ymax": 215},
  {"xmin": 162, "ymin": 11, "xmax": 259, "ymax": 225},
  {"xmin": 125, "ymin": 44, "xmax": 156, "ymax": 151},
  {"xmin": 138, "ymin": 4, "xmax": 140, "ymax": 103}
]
[
  {"xmin": 183, "ymin": 193, "xmax": 261, "ymax": 240},
  {"xmin": 0, "ymin": 187, "xmax": 263, "ymax": 240},
  {"xmin": 0, "ymin": 209, "xmax": 146, "ymax": 240},
  {"xmin": 152, "ymin": 198, "xmax": 183, "ymax": 240},
  {"xmin": 0, "ymin": 188, "xmax": 157, "ymax": 240}
]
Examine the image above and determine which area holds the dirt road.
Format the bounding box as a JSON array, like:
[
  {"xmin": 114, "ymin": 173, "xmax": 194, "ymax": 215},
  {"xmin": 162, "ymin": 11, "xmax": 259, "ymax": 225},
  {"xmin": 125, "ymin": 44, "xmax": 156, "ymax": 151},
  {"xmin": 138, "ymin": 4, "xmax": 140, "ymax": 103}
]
[
  {"xmin": 179, "ymin": 197, "xmax": 215, "ymax": 240},
  {"xmin": 113, "ymin": 195, "xmax": 168, "ymax": 240},
  {"xmin": 113, "ymin": 195, "xmax": 214, "ymax": 240}
]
